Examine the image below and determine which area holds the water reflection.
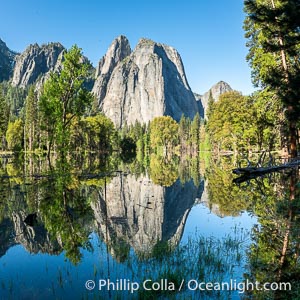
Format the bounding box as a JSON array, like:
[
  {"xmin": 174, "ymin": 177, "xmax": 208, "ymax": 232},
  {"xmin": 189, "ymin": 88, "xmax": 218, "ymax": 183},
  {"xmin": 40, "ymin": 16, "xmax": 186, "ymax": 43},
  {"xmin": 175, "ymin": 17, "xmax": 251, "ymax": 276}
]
[
  {"xmin": 91, "ymin": 173, "xmax": 203, "ymax": 260},
  {"xmin": 0, "ymin": 154, "xmax": 204, "ymax": 263},
  {"xmin": 0, "ymin": 153, "xmax": 298, "ymax": 299},
  {"xmin": 243, "ymin": 169, "xmax": 300, "ymax": 299}
]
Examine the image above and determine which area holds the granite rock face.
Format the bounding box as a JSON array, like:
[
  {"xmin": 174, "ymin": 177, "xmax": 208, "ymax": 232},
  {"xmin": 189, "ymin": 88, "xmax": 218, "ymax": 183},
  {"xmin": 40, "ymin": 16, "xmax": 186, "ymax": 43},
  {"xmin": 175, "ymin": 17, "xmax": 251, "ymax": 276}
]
[
  {"xmin": 92, "ymin": 35, "xmax": 131, "ymax": 104},
  {"xmin": 12, "ymin": 42, "xmax": 65, "ymax": 88},
  {"xmin": 198, "ymin": 81, "xmax": 233, "ymax": 118},
  {"xmin": 91, "ymin": 173, "xmax": 204, "ymax": 258},
  {"xmin": 0, "ymin": 38, "xmax": 17, "ymax": 82},
  {"xmin": 93, "ymin": 37, "xmax": 199, "ymax": 128}
]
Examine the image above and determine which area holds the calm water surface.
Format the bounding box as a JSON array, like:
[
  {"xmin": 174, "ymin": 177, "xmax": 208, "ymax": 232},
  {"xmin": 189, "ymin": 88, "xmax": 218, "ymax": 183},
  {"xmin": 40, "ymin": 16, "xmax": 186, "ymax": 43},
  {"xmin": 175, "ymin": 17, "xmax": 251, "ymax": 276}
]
[{"xmin": 0, "ymin": 154, "xmax": 299, "ymax": 299}]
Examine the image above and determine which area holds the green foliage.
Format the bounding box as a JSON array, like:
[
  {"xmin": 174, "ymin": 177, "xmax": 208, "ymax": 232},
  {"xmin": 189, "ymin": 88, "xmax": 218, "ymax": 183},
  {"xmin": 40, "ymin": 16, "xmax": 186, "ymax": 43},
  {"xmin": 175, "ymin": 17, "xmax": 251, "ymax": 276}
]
[
  {"xmin": 0, "ymin": 81, "xmax": 28, "ymax": 119},
  {"xmin": 73, "ymin": 113, "xmax": 117, "ymax": 152},
  {"xmin": 149, "ymin": 153, "xmax": 178, "ymax": 186},
  {"xmin": 244, "ymin": 173, "xmax": 300, "ymax": 299},
  {"xmin": 39, "ymin": 161, "xmax": 93, "ymax": 264},
  {"xmin": 207, "ymin": 91, "xmax": 255, "ymax": 152},
  {"xmin": 6, "ymin": 119, "xmax": 23, "ymax": 151},
  {"xmin": 120, "ymin": 136, "xmax": 137, "ymax": 162},
  {"xmin": 150, "ymin": 116, "xmax": 179, "ymax": 152},
  {"xmin": 178, "ymin": 114, "xmax": 190, "ymax": 146},
  {"xmin": 244, "ymin": 0, "xmax": 300, "ymax": 155},
  {"xmin": 39, "ymin": 45, "xmax": 94, "ymax": 155},
  {"xmin": 24, "ymin": 86, "xmax": 38, "ymax": 152},
  {"xmin": 206, "ymin": 157, "xmax": 253, "ymax": 216},
  {"xmin": 190, "ymin": 112, "xmax": 201, "ymax": 146},
  {"xmin": 207, "ymin": 90, "xmax": 281, "ymax": 152},
  {"xmin": 206, "ymin": 90, "xmax": 215, "ymax": 120},
  {"xmin": 250, "ymin": 89, "xmax": 282, "ymax": 150},
  {"xmin": 0, "ymin": 85, "xmax": 9, "ymax": 150}
]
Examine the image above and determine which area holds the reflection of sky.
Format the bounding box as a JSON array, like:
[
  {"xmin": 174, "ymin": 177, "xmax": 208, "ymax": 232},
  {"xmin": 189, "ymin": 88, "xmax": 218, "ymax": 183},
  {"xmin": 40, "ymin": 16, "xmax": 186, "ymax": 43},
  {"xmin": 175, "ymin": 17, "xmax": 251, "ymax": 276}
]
[{"xmin": 182, "ymin": 203, "xmax": 257, "ymax": 242}]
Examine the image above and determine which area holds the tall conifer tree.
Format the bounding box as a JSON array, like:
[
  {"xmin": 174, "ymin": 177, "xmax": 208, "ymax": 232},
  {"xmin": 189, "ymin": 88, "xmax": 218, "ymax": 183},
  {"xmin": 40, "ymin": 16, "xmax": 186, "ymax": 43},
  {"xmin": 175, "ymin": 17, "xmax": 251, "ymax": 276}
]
[{"xmin": 244, "ymin": 0, "xmax": 300, "ymax": 156}]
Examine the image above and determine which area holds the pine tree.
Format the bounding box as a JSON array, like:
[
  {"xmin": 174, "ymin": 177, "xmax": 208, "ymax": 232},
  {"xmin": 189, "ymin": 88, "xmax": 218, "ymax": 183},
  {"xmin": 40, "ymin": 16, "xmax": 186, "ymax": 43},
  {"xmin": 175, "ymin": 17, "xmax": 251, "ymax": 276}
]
[
  {"xmin": 244, "ymin": 0, "xmax": 300, "ymax": 156},
  {"xmin": 191, "ymin": 112, "xmax": 201, "ymax": 149},
  {"xmin": 206, "ymin": 90, "xmax": 214, "ymax": 120},
  {"xmin": 0, "ymin": 86, "xmax": 9, "ymax": 150},
  {"xmin": 24, "ymin": 86, "xmax": 37, "ymax": 152}
]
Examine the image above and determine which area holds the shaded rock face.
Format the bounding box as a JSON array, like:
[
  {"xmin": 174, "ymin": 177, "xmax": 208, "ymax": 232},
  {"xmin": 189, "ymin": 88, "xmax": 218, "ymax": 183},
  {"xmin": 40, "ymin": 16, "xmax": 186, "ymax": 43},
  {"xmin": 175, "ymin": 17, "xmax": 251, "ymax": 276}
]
[
  {"xmin": 0, "ymin": 218, "xmax": 16, "ymax": 257},
  {"xmin": 0, "ymin": 38, "xmax": 17, "ymax": 82},
  {"xmin": 93, "ymin": 37, "xmax": 199, "ymax": 128},
  {"xmin": 91, "ymin": 174, "xmax": 204, "ymax": 259},
  {"xmin": 197, "ymin": 81, "xmax": 232, "ymax": 118},
  {"xmin": 11, "ymin": 211, "xmax": 61, "ymax": 255},
  {"xmin": 12, "ymin": 42, "xmax": 65, "ymax": 88},
  {"xmin": 0, "ymin": 212, "xmax": 61, "ymax": 258}
]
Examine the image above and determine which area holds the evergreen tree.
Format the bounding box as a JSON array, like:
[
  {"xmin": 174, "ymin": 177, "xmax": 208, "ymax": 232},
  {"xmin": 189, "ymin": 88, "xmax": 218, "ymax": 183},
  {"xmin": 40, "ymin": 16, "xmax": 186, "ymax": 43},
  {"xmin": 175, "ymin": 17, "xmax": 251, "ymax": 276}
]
[
  {"xmin": 178, "ymin": 114, "xmax": 190, "ymax": 149},
  {"xmin": 24, "ymin": 86, "xmax": 38, "ymax": 152},
  {"xmin": 191, "ymin": 112, "xmax": 201, "ymax": 147},
  {"xmin": 244, "ymin": 0, "xmax": 300, "ymax": 156},
  {"xmin": 206, "ymin": 90, "xmax": 215, "ymax": 120},
  {"xmin": 0, "ymin": 86, "xmax": 9, "ymax": 150}
]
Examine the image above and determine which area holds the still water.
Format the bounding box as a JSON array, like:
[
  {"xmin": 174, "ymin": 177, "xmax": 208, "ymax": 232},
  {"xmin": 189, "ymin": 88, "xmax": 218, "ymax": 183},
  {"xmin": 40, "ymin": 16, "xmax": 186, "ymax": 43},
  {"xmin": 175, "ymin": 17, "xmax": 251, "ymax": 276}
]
[{"xmin": 0, "ymin": 154, "xmax": 299, "ymax": 299}]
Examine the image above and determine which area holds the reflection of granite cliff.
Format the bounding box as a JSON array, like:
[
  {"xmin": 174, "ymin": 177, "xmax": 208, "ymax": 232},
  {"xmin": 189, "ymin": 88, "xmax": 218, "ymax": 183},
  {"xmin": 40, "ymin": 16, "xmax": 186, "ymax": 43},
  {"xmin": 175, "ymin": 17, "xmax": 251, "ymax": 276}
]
[
  {"xmin": 0, "ymin": 218, "xmax": 16, "ymax": 257},
  {"xmin": 0, "ymin": 211, "xmax": 62, "ymax": 258},
  {"xmin": 0, "ymin": 184, "xmax": 62, "ymax": 258},
  {"xmin": 91, "ymin": 174, "xmax": 204, "ymax": 258}
]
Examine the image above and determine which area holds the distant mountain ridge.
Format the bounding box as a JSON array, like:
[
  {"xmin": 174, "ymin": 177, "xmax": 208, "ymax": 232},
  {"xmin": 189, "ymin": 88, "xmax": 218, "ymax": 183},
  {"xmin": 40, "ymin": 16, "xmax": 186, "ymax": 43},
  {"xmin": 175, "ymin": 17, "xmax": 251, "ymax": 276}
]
[
  {"xmin": 11, "ymin": 42, "xmax": 65, "ymax": 88},
  {"xmin": 0, "ymin": 36, "xmax": 233, "ymax": 123}
]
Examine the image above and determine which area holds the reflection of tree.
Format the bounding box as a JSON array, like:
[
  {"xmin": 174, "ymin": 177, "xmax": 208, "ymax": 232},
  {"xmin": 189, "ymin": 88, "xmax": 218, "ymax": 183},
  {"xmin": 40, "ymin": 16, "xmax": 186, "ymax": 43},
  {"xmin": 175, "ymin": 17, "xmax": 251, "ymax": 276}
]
[
  {"xmin": 149, "ymin": 154, "xmax": 178, "ymax": 187},
  {"xmin": 39, "ymin": 160, "xmax": 93, "ymax": 264},
  {"xmin": 245, "ymin": 171, "xmax": 300, "ymax": 299},
  {"xmin": 206, "ymin": 157, "xmax": 255, "ymax": 216}
]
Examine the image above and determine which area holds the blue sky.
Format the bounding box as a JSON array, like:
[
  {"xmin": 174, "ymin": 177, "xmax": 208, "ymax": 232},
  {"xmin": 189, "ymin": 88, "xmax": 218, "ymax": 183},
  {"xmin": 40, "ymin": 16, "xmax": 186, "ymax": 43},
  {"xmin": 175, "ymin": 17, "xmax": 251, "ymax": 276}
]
[{"xmin": 0, "ymin": 0, "xmax": 254, "ymax": 95}]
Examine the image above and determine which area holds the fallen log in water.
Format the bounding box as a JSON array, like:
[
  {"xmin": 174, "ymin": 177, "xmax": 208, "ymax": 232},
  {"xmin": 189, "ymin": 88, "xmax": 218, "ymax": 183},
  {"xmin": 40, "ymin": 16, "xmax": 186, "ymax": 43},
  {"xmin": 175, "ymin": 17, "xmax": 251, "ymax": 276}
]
[
  {"xmin": 233, "ymin": 160, "xmax": 300, "ymax": 175},
  {"xmin": 232, "ymin": 160, "xmax": 300, "ymax": 184}
]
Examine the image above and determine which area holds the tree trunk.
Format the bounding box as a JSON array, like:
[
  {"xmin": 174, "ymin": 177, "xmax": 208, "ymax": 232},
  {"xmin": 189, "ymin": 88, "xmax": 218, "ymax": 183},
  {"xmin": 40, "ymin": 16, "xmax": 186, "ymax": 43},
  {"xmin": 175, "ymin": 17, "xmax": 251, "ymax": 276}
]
[{"xmin": 289, "ymin": 120, "xmax": 298, "ymax": 158}]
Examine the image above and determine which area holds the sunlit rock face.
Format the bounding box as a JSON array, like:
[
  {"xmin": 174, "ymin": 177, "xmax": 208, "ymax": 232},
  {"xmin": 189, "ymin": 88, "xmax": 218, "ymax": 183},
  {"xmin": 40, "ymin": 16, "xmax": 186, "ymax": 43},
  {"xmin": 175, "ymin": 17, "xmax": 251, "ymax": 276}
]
[
  {"xmin": 11, "ymin": 42, "xmax": 65, "ymax": 88},
  {"xmin": 196, "ymin": 81, "xmax": 233, "ymax": 119},
  {"xmin": 92, "ymin": 36, "xmax": 199, "ymax": 128},
  {"xmin": 92, "ymin": 35, "xmax": 132, "ymax": 106},
  {"xmin": 91, "ymin": 174, "xmax": 204, "ymax": 259}
]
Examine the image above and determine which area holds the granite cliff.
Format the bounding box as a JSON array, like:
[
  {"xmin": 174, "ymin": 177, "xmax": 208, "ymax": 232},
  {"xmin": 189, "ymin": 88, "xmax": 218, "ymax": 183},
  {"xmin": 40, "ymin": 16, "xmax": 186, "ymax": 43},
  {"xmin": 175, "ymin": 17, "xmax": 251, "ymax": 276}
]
[
  {"xmin": 0, "ymin": 38, "xmax": 17, "ymax": 82},
  {"xmin": 1, "ymin": 36, "xmax": 233, "ymax": 124},
  {"xmin": 92, "ymin": 36, "xmax": 199, "ymax": 128},
  {"xmin": 11, "ymin": 42, "xmax": 65, "ymax": 88}
]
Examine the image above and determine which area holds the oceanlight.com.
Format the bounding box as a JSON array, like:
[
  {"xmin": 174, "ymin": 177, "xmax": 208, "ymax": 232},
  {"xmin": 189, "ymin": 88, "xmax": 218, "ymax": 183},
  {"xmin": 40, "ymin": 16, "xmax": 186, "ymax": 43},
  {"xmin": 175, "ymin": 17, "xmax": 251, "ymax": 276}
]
[
  {"xmin": 187, "ymin": 279, "xmax": 292, "ymax": 294},
  {"xmin": 85, "ymin": 278, "xmax": 292, "ymax": 294}
]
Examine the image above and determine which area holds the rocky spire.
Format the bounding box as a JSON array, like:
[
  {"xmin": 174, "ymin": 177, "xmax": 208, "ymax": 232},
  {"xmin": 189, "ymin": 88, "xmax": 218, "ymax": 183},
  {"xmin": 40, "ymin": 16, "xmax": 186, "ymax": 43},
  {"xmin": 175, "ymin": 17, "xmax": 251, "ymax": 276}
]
[{"xmin": 92, "ymin": 35, "xmax": 132, "ymax": 106}]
